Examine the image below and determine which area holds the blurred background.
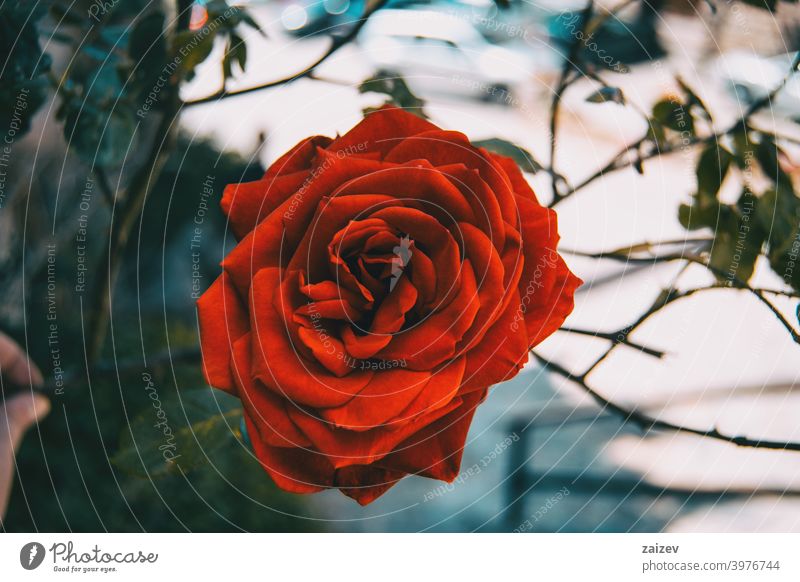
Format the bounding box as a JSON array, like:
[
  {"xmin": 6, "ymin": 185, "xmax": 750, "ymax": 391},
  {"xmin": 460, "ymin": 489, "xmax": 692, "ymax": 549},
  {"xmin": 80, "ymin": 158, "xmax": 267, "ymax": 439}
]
[{"xmin": 1, "ymin": 0, "xmax": 800, "ymax": 532}]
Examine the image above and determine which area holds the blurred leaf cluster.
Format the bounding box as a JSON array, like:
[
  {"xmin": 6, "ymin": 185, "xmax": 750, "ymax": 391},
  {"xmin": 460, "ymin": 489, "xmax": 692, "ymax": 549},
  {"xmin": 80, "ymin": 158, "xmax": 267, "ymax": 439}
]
[
  {"xmin": 676, "ymin": 123, "xmax": 800, "ymax": 291},
  {"xmin": 0, "ymin": 1, "xmax": 52, "ymax": 142},
  {"xmin": 47, "ymin": 0, "xmax": 261, "ymax": 166},
  {"xmin": 586, "ymin": 71, "xmax": 800, "ymax": 293}
]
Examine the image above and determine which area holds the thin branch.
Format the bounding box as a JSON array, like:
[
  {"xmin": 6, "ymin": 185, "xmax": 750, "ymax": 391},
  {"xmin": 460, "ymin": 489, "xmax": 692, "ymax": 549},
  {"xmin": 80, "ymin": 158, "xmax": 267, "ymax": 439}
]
[
  {"xmin": 549, "ymin": 0, "xmax": 594, "ymax": 201},
  {"xmin": 551, "ymin": 50, "xmax": 800, "ymax": 205},
  {"xmin": 533, "ymin": 352, "xmax": 800, "ymax": 452},
  {"xmin": 566, "ymin": 240, "xmax": 800, "ymax": 344},
  {"xmin": 583, "ymin": 285, "xmax": 709, "ymax": 376},
  {"xmin": 184, "ymin": 0, "xmax": 390, "ymax": 107},
  {"xmin": 561, "ymin": 237, "xmax": 713, "ymax": 259},
  {"xmin": 86, "ymin": 2, "xmax": 194, "ymax": 363},
  {"xmin": 558, "ymin": 326, "xmax": 666, "ymax": 358},
  {"xmin": 87, "ymin": 104, "xmax": 180, "ymax": 363},
  {"xmin": 757, "ymin": 287, "xmax": 800, "ymax": 298},
  {"xmin": 742, "ymin": 51, "xmax": 800, "ymax": 120}
]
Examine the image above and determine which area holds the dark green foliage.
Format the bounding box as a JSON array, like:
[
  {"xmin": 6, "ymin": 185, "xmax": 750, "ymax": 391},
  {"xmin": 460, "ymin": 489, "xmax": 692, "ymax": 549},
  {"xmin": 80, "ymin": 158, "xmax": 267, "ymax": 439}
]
[
  {"xmin": 652, "ymin": 98, "xmax": 694, "ymax": 135},
  {"xmin": 51, "ymin": 0, "xmax": 261, "ymax": 166},
  {"xmin": 111, "ymin": 388, "xmax": 244, "ymax": 478},
  {"xmin": 678, "ymin": 125, "xmax": 800, "ymax": 291},
  {"xmin": 756, "ymin": 187, "xmax": 800, "ymax": 290},
  {"xmin": 0, "ymin": 1, "xmax": 52, "ymax": 143}
]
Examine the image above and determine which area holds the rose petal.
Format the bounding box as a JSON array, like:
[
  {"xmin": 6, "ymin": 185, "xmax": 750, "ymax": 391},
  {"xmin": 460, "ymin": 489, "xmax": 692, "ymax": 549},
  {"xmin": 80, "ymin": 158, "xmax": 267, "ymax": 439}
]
[
  {"xmin": 299, "ymin": 273, "xmax": 370, "ymax": 310},
  {"xmin": 335, "ymin": 465, "xmax": 405, "ymax": 505},
  {"xmin": 393, "ymin": 356, "xmax": 466, "ymax": 422},
  {"xmin": 515, "ymin": 197, "xmax": 582, "ymax": 345},
  {"xmin": 337, "ymin": 275, "xmax": 417, "ymax": 361},
  {"xmin": 330, "ymin": 106, "xmax": 438, "ymax": 158},
  {"xmin": 288, "ymin": 396, "xmax": 462, "ymax": 468},
  {"xmin": 290, "ymin": 194, "xmax": 396, "ymax": 281},
  {"xmin": 370, "ymin": 206, "xmax": 461, "ymax": 310},
  {"xmin": 250, "ymin": 267, "xmax": 372, "ymax": 407},
  {"xmin": 331, "ymin": 160, "xmax": 475, "ymax": 224},
  {"xmin": 438, "ymin": 164, "xmax": 506, "ymax": 251},
  {"xmin": 263, "ymin": 135, "xmax": 332, "ymax": 182},
  {"xmin": 381, "ymin": 389, "xmax": 487, "ymax": 481},
  {"xmin": 245, "ymin": 415, "xmax": 333, "ymax": 493},
  {"xmin": 487, "ymin": 151, "xmax": 541, "ymax": 203},
  {"xmin": 454, "ymin": 222, "xmax": 506, "ymax": 351},
  {"xmin": 223, "ymin": 156, "xmax": 396, "ymax": 295},
  {"xmin": 221, "ymin": 170, "xmax": 308, "ymax": 240},
  {"xmin": 377, "ymin": 260, "xmax": 479, "ymax": 369},
  {"xmin": 460, "ymin": 289, "xmax": 531, "ymax": 395},
  {"xmin": 197, "ymin": 272, "xmax": 249, "ymax": 394},
  {"xmin": 296, "ymin": 326, "xmax": 354, "ymax": 378},
  {"xmin": 319, "ymin": 365, "xmax": 431, "ymax": 430},
  {"xmin": 232, "ymin": 333, "xmax": 311, "ymax": 447},
  {"xmin": 384, "ymin": 130, "xmax": 517, "ymax": 227}
]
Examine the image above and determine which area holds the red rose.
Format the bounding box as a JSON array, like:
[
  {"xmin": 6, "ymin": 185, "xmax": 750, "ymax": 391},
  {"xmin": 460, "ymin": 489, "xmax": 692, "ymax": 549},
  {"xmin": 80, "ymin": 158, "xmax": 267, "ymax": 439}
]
[{"xmin": 197, "ymin": 107, "xmax": 581, "ymax": 504}]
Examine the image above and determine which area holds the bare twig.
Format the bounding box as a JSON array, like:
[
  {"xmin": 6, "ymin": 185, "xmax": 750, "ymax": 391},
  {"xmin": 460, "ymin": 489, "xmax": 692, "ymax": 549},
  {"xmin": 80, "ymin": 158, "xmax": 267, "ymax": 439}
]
[
  {"xmin": 742, "ymin": 51, "xmax": 800, "ymax": 120},
  {"xmin": 549, "ymin": 0, "xmax": 595, "ymax": 201},
  {"xmin": 533, "ymin": 352, "xmax": 800, "ymax": 452},
  {"xmin": 184, "ymin": 0, "xmax": 390, "ymax": 107},
  {"xmin": 558, "ymin": 326, "xmax": 667, "ymax": 358},
  {"xmin": 551, "ymin": 51, "xmax": 800, "ymax": 206}
]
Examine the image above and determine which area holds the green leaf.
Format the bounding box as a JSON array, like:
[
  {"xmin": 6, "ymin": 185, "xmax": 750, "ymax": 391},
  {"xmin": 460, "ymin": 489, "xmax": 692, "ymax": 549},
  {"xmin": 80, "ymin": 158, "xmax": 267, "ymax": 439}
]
[
  {"xmin": 756, "ymin": 135, "xmax": 793, "ymax": 195},
  {"xmin": 230, "ymin": 33, "xmax": 247, "ymax": 73},
  {"xmin": 696, "ymin": 143, "xmax": 733, "ymax": 198},
  {"xmin": 130, "ymin": 12, "xmax": 168, "ymax": 91},
  {"xmin": 633, "ymin": 149, "xmax": 644, "ymax": 175},
  {"xmin": 646, "ymin": 122, "xmax": 667, "ymax": 147},
  {"xmin": 359, "ymin": 70, "xmax": 427, "ymax": 118},
  {"xmin": 112, "ymin": 388, "xmax": 243, "ymax": 478},
  {"xmin": 755, "ymin": 187, "xmax": 800, "ymax": 291},
  {"xmin": 130, "ymin": 12, "xmax": 166, "ymax": 63},
  {"xmin": 678, "ymin": 197, "xmax": 722, "ymax": 231},
  {"xmin": 707, "ymin": 193, "xmax": 765, "ymax": 284},
  {"xmin": 238, "ymin": 9, "xmax": 266, "ymax": 36},
  {"xmin": 49, "ymin": 3, "xmax": 85, "ymax": 26},
  {"xmin": 676, "ymin": 76, "xmax": 712, "ymax": 122},
  {"xmin": 652, "ymin": 98, "xmax": 695, "ymax": 134},
  {"xmin": 730, "ymin": 127, "xmax": 755, "ymax": 169},
  {"xmin": 222, "ymin": 39, "xmax": 233, "ymax": 80},
  {"xmin": 586, "ymin": 86, "xmax": 626, "ymax": 105},
  {"xmin": 472, "ymin": 138, "xmax": 542, "ymax": 174},
  {"xmin": 0, "ymin": 1, "xmax": 51, "ymax": 142},
  {"xmin": 756, "ymin": 188, "xmax": 800, "ymax": 253},
  {"xmin": 173, "ymin": 30, "xmax": 217, "ymax": 81}
]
